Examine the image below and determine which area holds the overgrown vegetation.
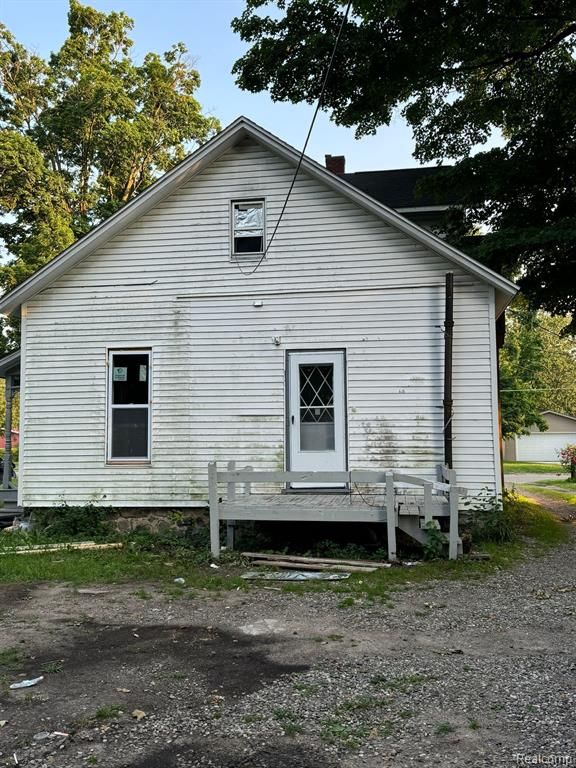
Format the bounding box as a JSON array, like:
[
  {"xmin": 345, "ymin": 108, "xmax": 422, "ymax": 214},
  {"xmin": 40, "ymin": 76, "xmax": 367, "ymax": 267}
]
[
  {"xmin": 0, "ymin": 493, "xmax": 567, "ymax": 599},
  {"xmin": 30, "ymin": 502, "xmax": 115, "ymax": 539}
]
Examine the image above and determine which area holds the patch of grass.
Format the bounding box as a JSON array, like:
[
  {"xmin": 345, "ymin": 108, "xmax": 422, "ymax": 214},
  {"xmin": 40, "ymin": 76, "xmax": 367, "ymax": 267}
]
[
  {"xmin": 41, "ymin": 660, "xmax": 63, "ymax": 674},
  {"xmin": 0, "ymin": 539, "xmax": 247, "ymax": 591},
  {"xmin": 133, "ymin": 589, "xmax": 152, "ymax": 600},
  {"xmin": 468, "ymin": 718, "xmax": 481, "ymax": 730},
  {"xmin": 370, "ymin": 673, "xmax": 433, "ymax": 692},
  {"xmin": 273, "ymin": 708, "xmax": 304, "ymax": 735},
  {"xmin": 0, "ymin": 647, "xmax": 25, "ymax": 673},
  {"xmin": 513, "ymin": 495, "xmax": 571, "ymax": 545},
  {"xmin": 293, "ymin": 682, "xmax": 319, "ymax": 695},
  {"xmin": 338, "ymin": 596, "xmax": 356, "ymax": 608},
  {"xmin": 436, "ymin": 722, "xmax": 455, "ymax": 735},
  {"xmin": 530, "ymin": 478, "xmax": 576, "ymax": 488},
  {"xmin": 339, "ymin": 695, "xmax": 384, "ymax": 712},
  {"xmin": 320, "ymin": 718, "xmax": 370, "ymax": 748},
  {"xmin": 399, "ymin": 709, "xmax": 414, "ymax": 718},
  {"xmin": 503, "ymin": 462, "xmax": 563, "ymax": 474},
  {"xmin": 242, "ymin": 714, "xmax": 263, "ymax": 724},
  {"xmin": 520, "ymin": 485, "xmax": 576, "ymax": 507},
  {"xmin": 95, "ymin": 704, "xmax": 123, "ymax": 720}
]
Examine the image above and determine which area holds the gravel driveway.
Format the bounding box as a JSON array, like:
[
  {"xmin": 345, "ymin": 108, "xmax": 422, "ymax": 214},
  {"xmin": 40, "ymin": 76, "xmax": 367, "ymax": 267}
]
[{"xmin": 1, "ymin": 529, "xmax": 575, "ymax": 768}]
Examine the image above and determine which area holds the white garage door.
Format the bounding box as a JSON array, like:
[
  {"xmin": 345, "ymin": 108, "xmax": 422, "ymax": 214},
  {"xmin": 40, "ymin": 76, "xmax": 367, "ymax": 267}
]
[{"xmin": 516, "ymin": 432, "xmax": 576, "ymax": 462}]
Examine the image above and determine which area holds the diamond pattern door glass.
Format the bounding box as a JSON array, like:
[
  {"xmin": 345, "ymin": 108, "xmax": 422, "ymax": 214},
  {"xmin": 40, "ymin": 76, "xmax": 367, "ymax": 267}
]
[{"xmin": 299, "ymin": 364, "xmax": 335, "ymax": 451}]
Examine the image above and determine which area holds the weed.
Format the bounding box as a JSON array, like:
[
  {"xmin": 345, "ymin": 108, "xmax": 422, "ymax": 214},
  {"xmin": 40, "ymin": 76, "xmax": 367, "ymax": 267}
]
[
  {"xmin": 468, "ymin": 718, "xmax": 480, "ymax": 730},
  {"xmin": 436, "ymin": 722, "xmax": 455, "ymax": 735},
  {"xmin": 293, "ymin": 682, "xmax": 319, "ymax": 695},
  {"xmin": 370, "ymin": 673, "xmax": 432, "ymax": 692},
  {"xmin": 326, "ymin": 633, "xmax": 344, "ymax": 642},
  {"xmin": 0, "ymin": 647, "xmax": 25, "ymax": 672},
  {"xmin": 399, "ymin": 709, "xmax": 414, "ymax": 719},
  {"xmin": 339, "ymin": 696, "xmax": 383, "ymax": 712},
  {"xmin": 31, "ymin": 501, "xmax": 115, "ymax": 539},
  {"xmin": 273, "ymin": 708, "xmax": 298, "ymax": 721},
  {"xmin": 423, "ymin": 522, "xmax": 446, "ymax": 560},
  {"xmin": 242, "ymin": 714, "xmax": 263, "ymax": 724},
  {"xmin": 95, "ymin": 704, "xmax": 123, "ymax": 720},
  {"xmin": 41, "ymin": 660, "xmax": 63, "ymax": 674},
  {"xmin": 133, "ymin": 589, "xmax": 152, "ymax": 600},
  {"xmin": 282, "ymin": 721, "xmax": 304, "ymax": 736},
  {"xmin": 338, "ymin": 596, "xmax": 356, "ymax": 608},
  {"xmin": 320, "ymin": 718, "xmax": 369, "ymax": 748}
]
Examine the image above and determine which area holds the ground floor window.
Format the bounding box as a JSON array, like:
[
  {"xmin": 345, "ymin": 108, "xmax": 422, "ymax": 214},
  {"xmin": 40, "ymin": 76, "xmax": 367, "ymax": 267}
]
[{"xmin": 107, "ymin": 350, "xmax": 151, "ymax": 462}]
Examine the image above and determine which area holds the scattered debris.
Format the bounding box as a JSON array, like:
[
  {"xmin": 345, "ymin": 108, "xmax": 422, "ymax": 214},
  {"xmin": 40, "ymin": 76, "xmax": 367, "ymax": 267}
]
[
  {"xmin": 131, "ymin": 709, "xmax": 146, "ymax": 721},
  {"xmin": 0, "ymin": 720, "xmax": 7, "ymax": 728},
  {"xmin": 10, "ymin": 676, "xmax": 44, "ymax": 690},
  {"xmin": 76, "ymin": 587, "xmax": 112, "ymax": 595},
  {"xmin": 116, "ymin": 687, "xmax": 130, "ymax": 693},
  {"xmin": 173, "ymin": 577, "xmax": 186, "ymax": 585},
  {"xmin": 533, "ymin": 589, "xmax": 552, "ymax": 600},
  {"xmin": 241, "ymin": 570, "xmax": 351, "ymax": 581},
  {"xmin": 33, "ymin": 731, "xmax": 68, "ymax": 741}
]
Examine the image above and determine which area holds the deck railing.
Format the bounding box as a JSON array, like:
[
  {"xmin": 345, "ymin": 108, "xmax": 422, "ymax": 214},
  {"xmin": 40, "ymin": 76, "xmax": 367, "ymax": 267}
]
[{"xmin": 208, "ymin": 461, "xmax": 465, "ymax": 561}]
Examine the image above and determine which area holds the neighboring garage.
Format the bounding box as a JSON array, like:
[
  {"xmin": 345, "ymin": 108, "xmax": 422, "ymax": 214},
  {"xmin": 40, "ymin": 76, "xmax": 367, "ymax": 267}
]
[{"xmin": 504, "ymin": 411, "xmax": 576, "ymax": 462}]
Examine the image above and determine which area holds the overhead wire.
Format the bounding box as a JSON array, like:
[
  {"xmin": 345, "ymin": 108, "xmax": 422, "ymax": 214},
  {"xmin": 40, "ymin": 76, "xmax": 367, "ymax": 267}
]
[{"xmin": 234, "ymin": 0, "xmax": 354, "ymax": 277}]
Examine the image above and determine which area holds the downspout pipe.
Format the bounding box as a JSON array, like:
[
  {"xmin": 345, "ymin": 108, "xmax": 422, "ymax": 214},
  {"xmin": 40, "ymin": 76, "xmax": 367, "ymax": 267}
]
[{"xmin": 444, "ymin": 272, "xmax": 454, "ymax": 469}]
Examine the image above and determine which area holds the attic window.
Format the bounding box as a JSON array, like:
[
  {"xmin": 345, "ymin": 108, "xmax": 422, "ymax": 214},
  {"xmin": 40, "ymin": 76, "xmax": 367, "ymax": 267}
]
[{"xmin": 232, "ymin": 200, "xmax": 264, "ymax": 256}]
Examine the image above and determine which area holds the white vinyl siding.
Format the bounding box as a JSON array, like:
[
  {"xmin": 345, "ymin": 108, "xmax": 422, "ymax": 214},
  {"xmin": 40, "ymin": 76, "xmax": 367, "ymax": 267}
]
[{"xmin": 19, "ymin": 138, "xmax": 499, "ymax": 507}]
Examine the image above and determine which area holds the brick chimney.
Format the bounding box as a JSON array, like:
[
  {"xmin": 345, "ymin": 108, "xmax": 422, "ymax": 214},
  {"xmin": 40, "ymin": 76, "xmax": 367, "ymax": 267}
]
[{"xmin": 325, "ymin": 154, "xmax": 346, "ymax": 174}]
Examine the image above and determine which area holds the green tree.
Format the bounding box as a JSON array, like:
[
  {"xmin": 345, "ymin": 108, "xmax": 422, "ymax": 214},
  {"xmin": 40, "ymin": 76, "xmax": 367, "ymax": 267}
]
[
  {"xmin": 0, "ymin": 0, "xmax": 219, "ymax": 349},
  {"xmin": 499, "ymin": 311, "xmax": 547, "ymax": 439},
  {"xmin": 232, "ymin": 1, "xmax": 576, "ymax": 327},
  {"xmin": 499, "ymin": 307, "xmax": 576, "ymax": 437}
]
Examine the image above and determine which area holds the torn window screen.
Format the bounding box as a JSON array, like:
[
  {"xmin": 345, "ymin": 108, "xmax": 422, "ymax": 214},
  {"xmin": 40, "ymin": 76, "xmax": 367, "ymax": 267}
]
[{"xmin": 233, "ymin": 200, "xmax": 264, "ymax": 254}]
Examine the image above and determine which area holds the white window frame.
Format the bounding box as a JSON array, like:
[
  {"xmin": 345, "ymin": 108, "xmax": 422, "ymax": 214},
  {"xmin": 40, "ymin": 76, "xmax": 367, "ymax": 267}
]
[
  {"xmin": 231, "ymin": 199, "xmax": 265, "ymax": 258},
  {"xmin": 107, "ymin": 349, "xmax": 151, "ymax": 464}
]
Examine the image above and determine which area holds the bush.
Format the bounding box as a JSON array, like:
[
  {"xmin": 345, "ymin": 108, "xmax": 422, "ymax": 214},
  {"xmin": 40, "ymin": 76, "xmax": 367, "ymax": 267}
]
[
  {"xmin": 31, "ymin": 502, "xmax": 115, "ymax": 539},
  {"xmin": 558, "ymin": 444, "xmax": 576, "ymax": 480},
  {"xmin": 462, "ymin": 490, "xmax": 517, "ymax": 544}
]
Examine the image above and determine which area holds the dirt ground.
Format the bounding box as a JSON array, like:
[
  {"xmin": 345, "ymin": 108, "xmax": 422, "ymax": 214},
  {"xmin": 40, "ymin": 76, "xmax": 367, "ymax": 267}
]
[{"xmin": 1, "ymin": 525, "xmax": 575, "ymax": 767}]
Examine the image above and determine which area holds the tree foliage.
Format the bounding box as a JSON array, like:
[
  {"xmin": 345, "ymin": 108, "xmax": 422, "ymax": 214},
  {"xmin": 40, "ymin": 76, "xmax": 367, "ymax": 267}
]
[
  {"xmin": 0, "ymin": 0, "xmax": 219, "ymax": 348},
  {"xmin": 500, "ymin": 306, "xmax": 576, "ymax": 437},
  {"xmin": 232, "ymin": 1, "xmax": 576, "ymax": 326}
]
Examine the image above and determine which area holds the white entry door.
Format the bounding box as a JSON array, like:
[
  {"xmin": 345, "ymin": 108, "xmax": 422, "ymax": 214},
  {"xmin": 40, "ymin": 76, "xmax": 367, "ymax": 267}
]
[{"xmin": 287, "ymin": 351, "xmax": 347, "ymax": 482}]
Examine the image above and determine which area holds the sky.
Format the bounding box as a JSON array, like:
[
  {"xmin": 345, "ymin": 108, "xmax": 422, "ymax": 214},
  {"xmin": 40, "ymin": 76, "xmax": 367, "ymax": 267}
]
[{"xmin": 0, "ymin": 0, "xmax": 419, "ymax": 172}]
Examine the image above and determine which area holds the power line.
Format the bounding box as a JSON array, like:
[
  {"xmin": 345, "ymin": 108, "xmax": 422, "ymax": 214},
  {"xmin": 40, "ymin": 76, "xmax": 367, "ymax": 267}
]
[{"xmin": 234, "ymin": 0, "xmax": 353, "ymax": 277}]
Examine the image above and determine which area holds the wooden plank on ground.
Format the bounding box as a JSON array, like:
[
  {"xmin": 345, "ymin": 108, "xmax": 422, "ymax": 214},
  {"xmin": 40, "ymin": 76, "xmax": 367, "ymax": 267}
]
[
  {"xmin": 250, "ymin": 559, "xmax": 377, "ymax": 573},
  {"xmin": 242, "ymin": 551, "xmax": 390, "ymax": 568}
]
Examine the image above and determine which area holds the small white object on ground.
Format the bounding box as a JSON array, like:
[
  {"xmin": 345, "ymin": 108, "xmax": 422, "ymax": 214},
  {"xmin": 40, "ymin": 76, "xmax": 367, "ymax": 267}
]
[
  {"xmin": 10, "ymin": 676, "xmax": 44, "ymax": 690},
  {"xmin": 131, "ymin": 709, "xmax": 146, "ymax": 720},
  {"xmin": 0, "ymin": 720, "xmax": 7, "ymax": 727},
  {"xmin": 210, "ymin": 563, "xmax": 219, "ymax": 569},
  {"xmin": 173, "ymin": 577, "xmax": 186, "ymax": 584}
]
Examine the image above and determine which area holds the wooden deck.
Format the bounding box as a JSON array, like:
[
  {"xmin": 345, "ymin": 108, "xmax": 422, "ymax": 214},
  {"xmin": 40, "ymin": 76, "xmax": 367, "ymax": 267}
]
[{"xmin": 209, "ymin": 463, "xmax": 464, "ymax": 561}]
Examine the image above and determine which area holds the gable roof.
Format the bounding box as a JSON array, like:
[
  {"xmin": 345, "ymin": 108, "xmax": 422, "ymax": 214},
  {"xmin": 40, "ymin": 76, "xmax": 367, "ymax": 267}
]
[
  {"xmin": 0, "ymin": 116, "xmax": 517, "ymax": 317},
  {"xmin": 541, "ymin": 410, "xmax": 576, "ymax": 423},
  {"xmin": 342, "ymin": 166, "xmax": 459, "ymax": 210}
]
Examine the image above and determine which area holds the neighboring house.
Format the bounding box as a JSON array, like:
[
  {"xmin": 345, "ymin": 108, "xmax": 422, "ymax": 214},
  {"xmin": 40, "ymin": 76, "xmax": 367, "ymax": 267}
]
[
  {"xmin": 0, "ymin": 430, "xmax": 20, "ymax": 450},
  {"xmin": 326, "ymin": 155, "xmax": 457, "ymax": 232},
  {"xmin": 504, "ymin": 411, "xmax": 576, "ymax": 463},
  {"xmin": 0, "ymin": 117, "xmax": 516, "ymax": 517}
]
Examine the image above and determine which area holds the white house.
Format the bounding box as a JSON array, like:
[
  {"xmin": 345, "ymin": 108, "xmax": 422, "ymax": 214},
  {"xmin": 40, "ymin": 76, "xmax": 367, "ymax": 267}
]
[
  {"xmin": 0, "ymin": 118, "xmax": 517, "ymax": 541},
  {"xmin": 504, "ymin": 411, "xmax": 576, "ymax": 463}
]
